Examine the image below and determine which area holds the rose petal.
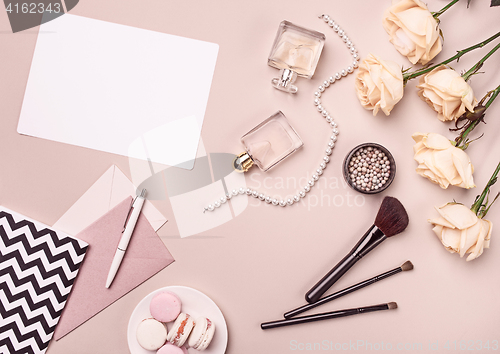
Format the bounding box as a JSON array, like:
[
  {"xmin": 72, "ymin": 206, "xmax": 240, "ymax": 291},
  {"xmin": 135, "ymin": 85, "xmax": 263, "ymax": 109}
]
[
  {"xmin": 425, "ymin": 69, "xmax": 463, "ymax": 97},
  {"xmin": 411, "ymin": 132, "xmax": 425, "ymax": 143},
  {"xmin": 420, "ymin": 86, "xmax": 445, "ymax": 105},
  {"xmin": 432, "ymin": 225, "xmax": 443, "ymax": 241},
  {"xmin": 441, "ymin": 97, "xmax": 463, "ymax": 121},
  {"xmin": 412, "ymin": 132, "xmax": 475, "ymax": 189},
  {"xmin": 413, "ymin": 141, "xmax": 427, "ymax": 156},
  {"xmin": 441, "ymin": 227, "xmax": 461, "ymax": 252},
  {"xmin": 483, "ymin": 219, "xmax": 493, "ymax": 248},
  {"xmin": 423, "ymin": 133, "xmax": 451, "ymax": 150},
  {"xmin": 466, "ymin": 219, "xmax": 490, "ymax": 261},
  {"xmin": 390, "ymin": 29, "xmax": 415, "ymax": 55},
  {"xmin": 428, "ymin": 216, "xmax": 455, "ymax": 229},
  {"xmin": 451, "ymin": 148, "xmax": 475, "ymax": 189},
  {"xmin": 423, "ymin": 18, "xmax": 441, "ymax": 64},
  {"xmin": 416, "ymin": 66, "xmax": 477, "ymax": 121},
  {"xmin": 435, "ymin": 203, "xmax": 478, "ymax": 230},
  {"xmin": 423, "ymin": 151, "xmax": 446, "ymax": 179},
  {"xmin": 460, "ymin": 219, "xmax": 481, "ymax": 257},
  {"xmin": 432, "ymin": 149, "xmax": 459, "ymax": 184},
  {"xmin": 414, "ymin": 151, "xmax": 430, "ymax": 166},
  {"xmin": 383, "ymin": 0, "xmax": 440, "ymax": 64},
  {"xmin": 396, "ymin": 7, "xmax": 434, "ymax": 36},
  {"xmin": 355, "ymin": 54, "xmax": 403, "ymax": 116}
]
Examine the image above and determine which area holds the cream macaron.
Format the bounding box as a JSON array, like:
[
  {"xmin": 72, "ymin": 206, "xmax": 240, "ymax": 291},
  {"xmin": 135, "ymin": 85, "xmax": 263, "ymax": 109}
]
[
  {"xmin": 188, "ymin": 317, "xmax": 216, "ymax": 351},
  {"xmin": 136, "ymin": 318, "xmax": 168, "ymax": 351},
  {"xmin": 166, "ymin": 313, "xmax": 195, "ymax": 347}
]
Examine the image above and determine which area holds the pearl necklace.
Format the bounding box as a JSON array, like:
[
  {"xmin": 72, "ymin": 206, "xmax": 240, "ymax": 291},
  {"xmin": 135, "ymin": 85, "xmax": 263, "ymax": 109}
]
[{"xmin": 204, "ymin": 14, "xmax": 359, "ymax": 213}]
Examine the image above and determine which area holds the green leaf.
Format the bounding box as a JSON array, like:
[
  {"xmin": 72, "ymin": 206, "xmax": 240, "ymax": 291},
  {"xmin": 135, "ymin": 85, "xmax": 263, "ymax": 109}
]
[
  {"xmin": 467, "ymin": 0, "xmax": 472, "ymax": 7},
  {"xmin": 439, "ymin": 28, "xmax": 445, "ymax": 42},
  {"xmin": 491, "ymin": 0, "xmax": 500, "ymax": 6},
  {"xmin": 481, "ymin": 192, "xmax": 500, "ymax": 218}
]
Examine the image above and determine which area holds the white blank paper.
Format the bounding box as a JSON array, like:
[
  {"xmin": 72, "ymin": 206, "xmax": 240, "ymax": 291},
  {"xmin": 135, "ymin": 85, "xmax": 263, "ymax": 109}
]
[{"xmin": 17, "ymin": 14, "xmax": 219, "ymax": 169}]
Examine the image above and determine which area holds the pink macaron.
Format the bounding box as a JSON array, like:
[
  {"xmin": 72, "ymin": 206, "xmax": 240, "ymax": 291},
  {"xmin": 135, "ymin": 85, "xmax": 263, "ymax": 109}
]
[
  {"xmin": 156, "ymin": 343, "xmax": 188, "ymax": 354},
  {"xmin": 188, "ymin": 317, "xmax": 216, "ymax": 351},
  {"xmin": 166, "ymin": 313, "xmax": 195, "ymax": 347},
  {"xmin": 150, "ymin": 291, "xmax": 182, "ymax": 323}
]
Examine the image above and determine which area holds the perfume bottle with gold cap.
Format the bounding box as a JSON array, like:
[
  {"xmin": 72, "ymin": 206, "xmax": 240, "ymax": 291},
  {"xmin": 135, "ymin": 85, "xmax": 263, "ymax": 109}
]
[
  {"xmin": 234, "ymin": 111, "xmax": 303, "ymax": 172},
  {"xmin": 268, "ymin": 20, "xmax": 326, "ymax": 93}
]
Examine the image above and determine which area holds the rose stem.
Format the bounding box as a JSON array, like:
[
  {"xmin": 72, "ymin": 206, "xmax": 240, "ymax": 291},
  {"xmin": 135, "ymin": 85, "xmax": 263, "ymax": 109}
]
[
  {"xmin": 471, "ymin": 162, "xmax": 500, "ymax": 217},
  {"xmin": 455, "ymin": 84, "xmax": 500, "ymax": 148},
  {"xmin": 403, "ymin": 30, "xmax": 500, "ymax": 84},
  {"xmin": 432, "ymin": 0, "xmax": 460, "ymax": 19},
  {"xmin": 462, "ymin": 42, "xmax": 500, "ymax": 81}
]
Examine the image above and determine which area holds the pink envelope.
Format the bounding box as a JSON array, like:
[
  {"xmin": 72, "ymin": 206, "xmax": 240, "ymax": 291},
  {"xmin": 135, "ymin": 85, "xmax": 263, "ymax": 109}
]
[
  {"xmin": 54, "ymin": 197, "xmax": 174, "ymax": 340},
  {"xmin": 53, "ymin": 165, "xmax": 167, "ymax": 235}
]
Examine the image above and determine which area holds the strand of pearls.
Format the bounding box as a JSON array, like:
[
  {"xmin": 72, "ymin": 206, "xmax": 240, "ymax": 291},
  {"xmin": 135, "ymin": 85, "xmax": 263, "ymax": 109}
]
[{"xmin": 204, "ymin": 14, "xmax": 359, "ymax": 213}]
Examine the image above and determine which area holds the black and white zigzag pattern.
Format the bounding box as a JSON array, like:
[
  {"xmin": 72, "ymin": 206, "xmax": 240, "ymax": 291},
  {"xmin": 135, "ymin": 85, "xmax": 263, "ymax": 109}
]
[{"xmin": 0, "ymin": 208, "xmax": 88, "ymax": 354}]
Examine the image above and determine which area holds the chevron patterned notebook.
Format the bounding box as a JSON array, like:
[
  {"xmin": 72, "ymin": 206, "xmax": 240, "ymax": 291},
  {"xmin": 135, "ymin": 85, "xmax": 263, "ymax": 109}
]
[{"xmin": 0, "ymin": 207, "xmax": 88, "ymax": 354}]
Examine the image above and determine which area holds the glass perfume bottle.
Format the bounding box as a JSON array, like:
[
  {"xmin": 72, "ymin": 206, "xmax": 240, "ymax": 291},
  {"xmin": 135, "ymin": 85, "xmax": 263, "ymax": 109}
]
[
  {"xmin": 268, "ymin": 20, "xmax": 326, "ymax": 93},
  {"xmin": 234, "ymin": 111, "xmax": 303, "ymax": 172}
]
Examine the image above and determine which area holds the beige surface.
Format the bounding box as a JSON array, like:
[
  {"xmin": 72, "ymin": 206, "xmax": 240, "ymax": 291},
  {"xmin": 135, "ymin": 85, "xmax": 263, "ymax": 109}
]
[{"xmin": 1, "ymin": 1, "xmax": 500, "ymax": 353}]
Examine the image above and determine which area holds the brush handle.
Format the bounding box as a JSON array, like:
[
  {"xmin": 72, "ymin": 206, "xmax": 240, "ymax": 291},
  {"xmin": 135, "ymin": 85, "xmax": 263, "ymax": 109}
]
[
  {"xmin": 305, "ymin": 253, "xmax": 358, "ymax": 304},
  {"xmin": 285, "ymin": 266, "xmax": 401, "ymax": 318},
  {"xmin": 305, "ymin": 225, "xmax": 386, "ymax": 304},
  {"xmin": 261, "ymin": 303, "xmax": 391, "ymax": 330}
]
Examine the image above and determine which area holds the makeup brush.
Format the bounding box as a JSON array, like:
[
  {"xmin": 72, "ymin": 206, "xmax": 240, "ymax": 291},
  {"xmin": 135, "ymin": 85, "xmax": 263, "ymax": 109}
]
[
  {"xmin": 305, "ymin": 196, "xmax": 409, "ymax": 304},
  {"xmin": 261, "ymin": 302, "xmax": 397, "ymax": 330},
  {"xmin": 285, "ymin": 261, "xmax": 413, "ymax": 318}
]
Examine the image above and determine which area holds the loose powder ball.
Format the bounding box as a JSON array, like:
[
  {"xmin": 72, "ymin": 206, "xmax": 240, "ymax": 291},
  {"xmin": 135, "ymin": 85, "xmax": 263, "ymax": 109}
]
[{"xmin": 344, "ymin": 145, "xmax": 394, "ymax": 193}]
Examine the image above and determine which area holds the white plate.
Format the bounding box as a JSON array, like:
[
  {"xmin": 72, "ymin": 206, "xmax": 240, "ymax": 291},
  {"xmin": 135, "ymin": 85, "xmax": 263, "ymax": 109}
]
[{"xmin": 128, "ymin": 286, "xmax": 228, "ymax": 354}]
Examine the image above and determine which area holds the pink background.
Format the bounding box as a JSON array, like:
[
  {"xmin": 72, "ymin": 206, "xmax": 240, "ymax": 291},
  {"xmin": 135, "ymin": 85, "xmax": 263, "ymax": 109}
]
[{"xmin": 1, "ymin": 0, "xmax": 500, "ymax": 353}]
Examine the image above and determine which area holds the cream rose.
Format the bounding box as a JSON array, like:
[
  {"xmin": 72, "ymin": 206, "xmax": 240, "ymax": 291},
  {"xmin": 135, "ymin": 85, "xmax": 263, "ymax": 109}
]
[
  {"xmin": 383, "ymin": 0, "xmax": 442, "ymax": 65},
  {"xmin": 417, "ymin": 65, "xmax": 477, "ymax": 122},
  {"xmin": 355, "ymin": 54, "xmax": 403, "ymax": 116},
  {"xmin": 412, "ymin": 132, "xmax": 475, "ymax": 189},
  {"xmin": 429, "ymin": 203, "xmax": 492, "ymax": 261}
]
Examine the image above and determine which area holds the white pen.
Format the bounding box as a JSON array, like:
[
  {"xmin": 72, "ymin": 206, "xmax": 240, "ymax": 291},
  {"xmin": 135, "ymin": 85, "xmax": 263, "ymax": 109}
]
[{"xmin": 105, "ymin": 189, "xmax": 147, "ymax": 288}]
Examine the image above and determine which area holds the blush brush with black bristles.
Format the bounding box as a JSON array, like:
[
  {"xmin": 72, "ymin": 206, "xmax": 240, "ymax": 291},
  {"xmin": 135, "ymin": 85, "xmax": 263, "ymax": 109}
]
[{"xmin": 305, "ymin": 196, "xmax": 409, "ymax": 304}]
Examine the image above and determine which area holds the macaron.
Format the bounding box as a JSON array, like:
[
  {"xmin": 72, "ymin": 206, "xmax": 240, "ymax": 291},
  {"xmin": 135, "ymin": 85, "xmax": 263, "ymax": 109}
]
[
  {"xmin": 188, "ymin": 317, "xmax": 216, "ymax": 351},
  {"xmin": 150, "ymin": 291, "xmax": 182, "ymax": 323},
  {"xmin": 166, "ymin": 313, "xmax": 195, "ymax": 347},
  {"xmin": 136, "ymin": 318, "xmax": 168, "ymax": 351},
  {"xmin": 156, "ymin": 343, "xmax": 188, "ymax": 354}
]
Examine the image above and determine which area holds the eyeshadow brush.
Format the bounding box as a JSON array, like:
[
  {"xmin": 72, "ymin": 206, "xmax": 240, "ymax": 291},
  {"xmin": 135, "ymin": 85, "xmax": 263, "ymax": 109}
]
[
  {"xmin": 285, "ymin": 260, "xmax": 413, "ymax": 319},
  {"xmin": 305, "ymin": 196, "xmax": 409, "ymax": 304},
  {"xmin": 261, "ymin": 302, "xmax": 397, "ymax": 330}
]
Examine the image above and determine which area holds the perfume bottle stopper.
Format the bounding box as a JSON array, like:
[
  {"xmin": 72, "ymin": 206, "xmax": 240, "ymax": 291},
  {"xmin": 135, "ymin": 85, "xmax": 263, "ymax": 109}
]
[
  {"xmin": 233, "ymin": 152, "xmax": 254, "ymax": 172},
  {"xmin": 268, "ymin": 21, "xmax": 325, "ymax": 93}
]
